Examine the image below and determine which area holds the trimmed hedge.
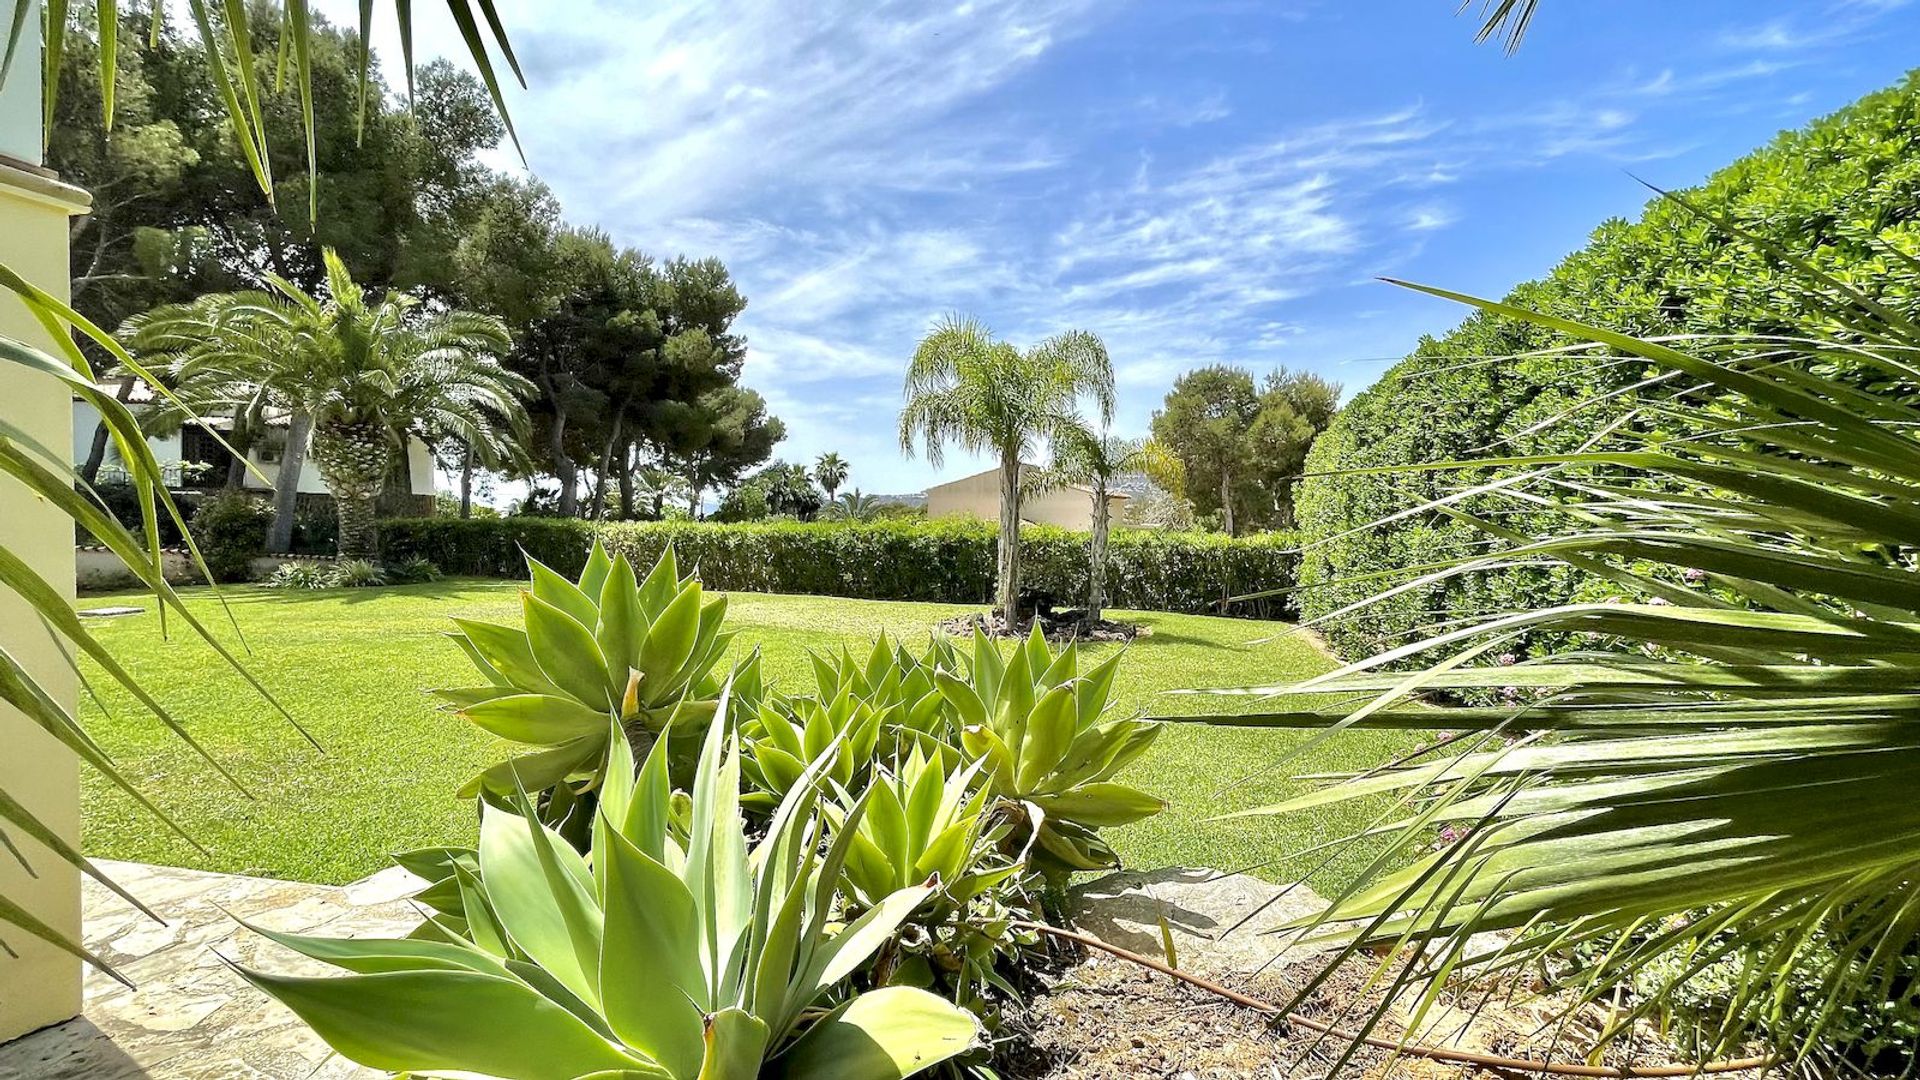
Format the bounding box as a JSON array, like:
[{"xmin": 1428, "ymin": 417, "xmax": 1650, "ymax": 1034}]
[
  {"xmin": 377, "ymin": 517, "xmax": 1299, "ymax": 618},
  {"xmin": 1297, "ymin": 70, "xmax": 1920, "ymax": 660}
]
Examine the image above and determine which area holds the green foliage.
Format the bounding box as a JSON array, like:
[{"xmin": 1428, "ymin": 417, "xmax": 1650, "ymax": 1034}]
[
  {"xmin": 328, "ymin": 559, "xmax": 387, "ymax": 588},
  {"xmin": 186, "ymin": 491, "xmax": 268, "ymax": 584},
  {"xmin": 1151, "ymin": 365, "xmax": 1338, "ymax": 534},
  {"xmin": 813, "ymin": 451, "xmax": 850, "ymax": 501},
  {"xmin": 900, "ymin": 316, "xmax": 1115, "ymax": 616},
  {"xmin": 261, "ymin": 562, "xmax": 334, "ymax": 590},
  {"xmin": 437, "ymin": 543, "xmax": 736, "ymax": 816},
  {"xmin": 936, "ymin": 626, "xmax": 1163, "ymax": 877},
  {"xmin": 378, "ymin": 516, "xmax": 1300, "ymax": 618},
  {"xmin": 383, "ymin": 555, "xmax": 442, "ymax": 584},
  {"xmin": 1186, "ymin": 275, "xmax": 1920, "ymax": 1072},
  {"xmin": 241, "ymin": 719, "xmax": 982, "ymax": 1080},
  {"xmin": 50, "ymin": 7, "xmax": 509, "ymax": 332},
  {"xmin": 124, "ymin": 248, "xmax": 531, "ymax": 557},
  {"xmin": 1297, "ymin": 70, "xmax": 1920, "ymax": 659},
  {"xmin": 714, "ymin": 479, "xmax": 773, "ymax": 522}
]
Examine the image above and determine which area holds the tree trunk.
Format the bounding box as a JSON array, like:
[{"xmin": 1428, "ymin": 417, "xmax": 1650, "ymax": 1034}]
[
  {"xmin": 617, "ymin": 442, "xmax": 635, "ymax": 519},
  {"xmin": 224, "ymin": 412, "xmax": 250, "ymax": 490},
  {"xmin": 1219, "ymin": 466, "xmax": 1236, "ymax": 536},
  {"xmin": 997, "ymin": 452, "xmax": 1022, "ymax": 621},
  {"xmin": 550, "ymin": 410, "xmax": 577, "ymax": 518},
  {"xmin": 311, "ymin": 419, "xmax": 393, "ymax": 560},
  {"xmin": 1088, "ymin": 480, "xmax": 1111, "ymax": 624},
  {"xmin": 686, "ymin": 468, "xmax": 702, "ymax": 517},
  {"xmin": 79, "ymin": 376, "xmax": 138, "ymax": 484},
  {"xmin": 460, "ymin": 444, "xmax": 474, "ymax": 518},
  {"xmin": 268, "ymin": 411, "xmax": 313, "ymax": 553},
  {"xmin": 592, "ymin": 409, "xmax": 625, "ymax": 522}
]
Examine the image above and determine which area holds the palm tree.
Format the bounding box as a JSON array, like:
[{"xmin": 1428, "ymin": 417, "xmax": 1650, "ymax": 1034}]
[
  {"xmin": 813, "ymin": 451, "xmax": 850, "ymax": 501},
  {"xmin": 1044, "ymin": 430, "xmax": 1167, "ymax": 623},
  {"xmin": 126, "ymin": 250, "xmax": 531, "ymax": 557},
  {"xmin": 828, "ymin": 488, "xmax": 880, "ymax": 522},
  {"xmin": 900, "ymin": 316, "xmax": 1114, "ymax": 621}
]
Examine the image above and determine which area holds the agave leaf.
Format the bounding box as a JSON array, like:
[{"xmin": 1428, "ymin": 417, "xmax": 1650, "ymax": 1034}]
[
  {"xmin": 460, "ymin": 694, "xmax": 610, "ymax": 746},
  {"xmin": 1027, "ymin": 783, "xmax": 1166, "ymax": 827},
  {"xmin": 451, "ymin": 618, "xmax": 562, "ymax": 696},
  {"xmin": 698, "ymin": 1006, "xmax": 770, "ymax": 1080},
  {"xmin": 528, "ymin": 555, "xmax": 601, "ymax": 629},
  {"xmin": 596, "ymin": 551, "xmax": 644, "ymax": 675},
  {"xmin": 1013, "ymin": 683, "xmax": 1076, "ymax": 791},
  {"xmin": 521, "ymin": 592, "xmax": 615, "ymax": 709},
  {"xmin": 240, "ymin": 918, "xmax": 508, "ymax": 976},
  {"xmin": 476, "ymin": 803, "xmax": 602, "ymax": 1008},
  {"xmin": 235, "ymin": 966, "xmax": 660, "ymax": 1078},
  {"xmin": 767, "ymin": 986, "xmax": 979, "ymax": 1080},
  {"xmin": 600, "ymin": 830, "xmax": 707, "ymax": 1077}
]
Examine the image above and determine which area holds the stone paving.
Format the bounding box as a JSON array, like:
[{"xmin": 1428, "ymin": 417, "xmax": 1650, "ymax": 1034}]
[{"xmin": 0, "ymin": 861, "xmax": 421, "ymax": 1080}]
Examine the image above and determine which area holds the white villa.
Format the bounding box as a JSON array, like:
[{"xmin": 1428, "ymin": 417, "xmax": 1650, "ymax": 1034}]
[{"xmin": 70, "ymin": 379, "xmax": 438, "ymax": 504}]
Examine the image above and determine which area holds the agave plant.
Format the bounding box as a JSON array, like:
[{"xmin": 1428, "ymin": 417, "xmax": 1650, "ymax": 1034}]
[
  {"xmin": 934, "ymin": 626, "xmax": 1163, "ymax": 877},
  {"xmin": 438, "ymin": 542, "xmax": 734, "ymax": 814},
  {"xmin": 835, "ymin": 753, "xmax": 1015, "ymax": 913},
  {"xmin": 239, "ymin": 708, "xmax": 982, "ymax": 1079},
  {"xmin": 1182, "ymin": 265, "xmax": 1920, "ymax": 1070}
]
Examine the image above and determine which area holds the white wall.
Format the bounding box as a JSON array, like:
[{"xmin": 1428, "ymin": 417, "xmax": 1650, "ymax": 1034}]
[{"xmin": 72, "ymin": 401, "xmax": 439, "ymax": 497}]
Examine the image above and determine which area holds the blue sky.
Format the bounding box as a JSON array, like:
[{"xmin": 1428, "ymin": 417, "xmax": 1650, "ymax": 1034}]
[{"xmin": 330, "ymin": 0, "xmax": 1920, "ymax": 496}]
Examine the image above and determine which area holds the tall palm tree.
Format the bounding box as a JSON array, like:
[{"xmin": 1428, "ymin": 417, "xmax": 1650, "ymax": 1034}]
[
  {"xmin": 1044, "ymin": 429, "xmax": 1167, "ymax": 623},
  {"xmin": 900, "ymin": 316, "xmax": 1114, "ymax": 621},
  {"xmin": 125, "ymin": 249, "xmax": 531, "ymax": 557},
  {"xmin": 813, "ymin": 451, "xmax": 849, "ymax": 502}
]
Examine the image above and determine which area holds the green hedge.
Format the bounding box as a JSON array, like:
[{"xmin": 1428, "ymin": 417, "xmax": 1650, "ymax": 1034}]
[
  {"xmin": 377, "ymin": 517, "xmax": 1299, "ymax": 618},
  {"xmin": 1297, "ymin": 70, "xmax": 1920, "ymax": 660}
]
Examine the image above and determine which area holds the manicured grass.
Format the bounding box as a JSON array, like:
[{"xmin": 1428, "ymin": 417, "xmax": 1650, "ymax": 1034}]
[{"xmin": 76, "ymin": 581, "xmax": 1417, "ymax": 890}]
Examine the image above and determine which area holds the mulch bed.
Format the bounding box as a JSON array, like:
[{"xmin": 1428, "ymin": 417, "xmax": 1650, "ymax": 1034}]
[
  {"xmin": 937, "ymin": 610, "xmax": 1148, "ymax": 644},
  {"xmin": 989, "ymin": 945, "xmax": 1771, "ymax": 1079}
]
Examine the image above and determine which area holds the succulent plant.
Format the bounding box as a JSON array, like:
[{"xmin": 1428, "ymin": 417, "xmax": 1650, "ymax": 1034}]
[
  {"xmin": 437, "ymin": 542, "xmax": 736, "ymax": 812},
  {"xmin": 238, "ymin": 707, "xmax": 982, "ymax": 1079},
  {"xmin": 933, "ymin": 625, "xmax": 1165, "ymax": 876}
]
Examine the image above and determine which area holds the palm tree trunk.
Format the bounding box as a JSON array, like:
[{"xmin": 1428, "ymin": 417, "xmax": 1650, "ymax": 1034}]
[
  {"xmin": 1219, "ymin": 466, "xmax": 1236, "ymax": 536},
  {"xmin": 269, "ymin": 411, "xmax": 313, "ymax": 552},
  {"xmin": 460, "ymin": 444, "xmax": 474, "ymax": 518},
  {"xmin": 1088, "ymin": 480, "xmax": 1110, "ymax": 623},
  {"xmin": 997, "ymin": 452, "xmax": 1022, "ymax": 621},
  {"xmin": 311, "ymin": 419, "xmax": 393, "ymax": 559}
]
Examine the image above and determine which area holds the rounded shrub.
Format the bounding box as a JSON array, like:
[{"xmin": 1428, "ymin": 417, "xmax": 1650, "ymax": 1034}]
[{"xmin": 189, "ymin": 491, "xmax": 271, "ymax": 583}]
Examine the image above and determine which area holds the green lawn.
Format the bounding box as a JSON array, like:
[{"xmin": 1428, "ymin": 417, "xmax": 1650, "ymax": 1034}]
[{"xmin": 75, "ymin": 581, "xmax": 1416, "ymax": 890}]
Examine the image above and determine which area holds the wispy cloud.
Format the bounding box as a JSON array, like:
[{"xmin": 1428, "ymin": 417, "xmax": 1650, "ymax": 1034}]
[{"xmin": 327, "ymin": 0, "xmax": 1920, "ymax": 494}]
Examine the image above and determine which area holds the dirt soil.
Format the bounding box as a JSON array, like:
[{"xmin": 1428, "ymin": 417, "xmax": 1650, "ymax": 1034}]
[{"xmin": 993, "ymin": 947, "xmax": 1771, "ymax": 1079}]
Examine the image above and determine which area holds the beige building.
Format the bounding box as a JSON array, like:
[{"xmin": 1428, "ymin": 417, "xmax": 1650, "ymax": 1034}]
[
  {"xmin": 0, "ymin": 0, "xmax": 89, "ymax": 1037},
  {"xmin": 923, "ymin": 464, "xmax": 1128, "ymax": 530}
]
